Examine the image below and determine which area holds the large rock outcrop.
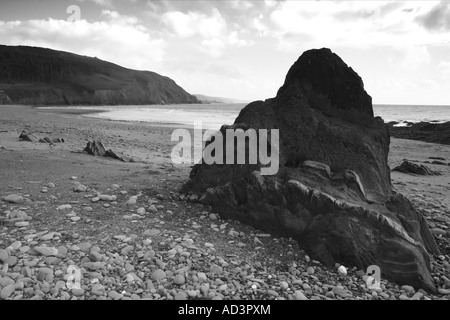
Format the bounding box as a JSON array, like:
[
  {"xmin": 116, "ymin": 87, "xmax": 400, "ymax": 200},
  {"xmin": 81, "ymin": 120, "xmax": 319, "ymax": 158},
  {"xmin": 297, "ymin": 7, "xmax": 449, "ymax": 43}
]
[{"xmin": 183, "ymin": 48, "xmax": 439, "ymax": 292}]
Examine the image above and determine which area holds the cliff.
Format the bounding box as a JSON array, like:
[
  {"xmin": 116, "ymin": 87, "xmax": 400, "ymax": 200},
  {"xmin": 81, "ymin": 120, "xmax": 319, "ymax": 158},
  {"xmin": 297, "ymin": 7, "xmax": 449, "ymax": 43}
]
[{"xmin": 0, "ymin": 45, "xmax": 199, "ymax": 106}]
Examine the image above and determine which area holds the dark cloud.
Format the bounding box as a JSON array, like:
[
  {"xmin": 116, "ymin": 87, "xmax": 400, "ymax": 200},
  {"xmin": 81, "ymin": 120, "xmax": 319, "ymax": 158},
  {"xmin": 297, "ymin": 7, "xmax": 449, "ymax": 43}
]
[{"xmin": 416, "ymin": 1, "xmax": 450, "ymax": 32}]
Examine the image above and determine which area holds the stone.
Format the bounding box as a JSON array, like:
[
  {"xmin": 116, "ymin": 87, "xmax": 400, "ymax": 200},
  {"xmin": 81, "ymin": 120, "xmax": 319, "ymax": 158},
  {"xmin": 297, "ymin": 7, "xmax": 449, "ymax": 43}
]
[
  {"xmin": 197, "ymin": 272, "xmax": 208, "ymax": 282},
  {"xmin": 19, "ymin": 131, "xmax": 38, "ymax": 142},
  {"xmin": 34, "ymin": 246, "xmax": 59, "ymax": 256},
  {"xmin": 89, "ymin": 251, "xmax": 103, "ymax": 262},
  {"xmin": 173, "ymin": 275, "xmax": 185, "ymax": 285},
  {"xmin": 37, "ymin": 267, "xmax": 54, "ymax": 282},
  {"xmin": 393, "ymin": 161, "xmax": 440, "ymax": 176},
  {"xmin": 151, "ymin": 269, "xmax": 166, "ymax": 281},
  {"xmin": 307, "ymin": 267, "xmax": 315, "ymax": 275},
  {"xmin": 137, "ymin": 207, "xmax": 146, "ymax": 215},
  {"xmin": 2, "ymin": 194, "xmax": 24, "ymax": 204},
  {"xmin": 174, "ymin": 292, "xmax": 187, "ymax": 300},
  {"xmin": 71, "ymin": 288, "xmax": 85, "ymax": 296},
  {"xmin": 6, "ymin": 256, "xmax": 17, "ymax": 266},
  {"xmin": 337, "ymin": 265, "xmax": 348, "ymax": 276},
  {"xmin": 279, "ymin": 281, "xmax": 289, "ymax": 290},
  {"xmin": 267, "ymin": 290, "xmax": 279, "ymax": 297},
  {"xmin": 73, "ymin": 183, "xmax": 88, "ymax": 192},
  {"xmin": 401, "ymin": 285, "xmax": 415, "ymax": 293},
  {"xmin": 144, "ymin": 229, "xmax": 160, "ymax": 237},
  {"xmin": 15, "ymin": 221, "xmax": 29, "ymax": 227},
  {"xmin": 0, "ymin": 249, "xmax": 9, "ymax": 263},
  {"xmin": 182, "ymin": 48, "xmax": 439, "ymax": 292},
  {"xmin": 77, "ymin": 242, "xmax": 92, "ymax": 252},
  {"xmin": 0, "ymin": 284, "xmax": 15, "ymax": 299},
  {"xmin": 438, "ymin": 288, "xmax": 450, "ymax": 295},
  {"xmin": 84, "ymin": 141, "xmax": 106, "ymax": 156},
  {"xmin": 98, "ymin": 195, "xmax": 116, "ymax": 202},
  {"xmin": 57, "ymin": 204, "xmax": 72, "ymax": 210}
]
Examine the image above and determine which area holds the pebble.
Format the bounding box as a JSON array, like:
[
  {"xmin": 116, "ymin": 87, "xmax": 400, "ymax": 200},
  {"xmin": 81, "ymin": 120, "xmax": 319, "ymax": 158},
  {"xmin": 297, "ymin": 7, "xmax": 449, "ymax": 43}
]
[
  {"xmin": 307, "ymin": 267, "xmax": 315, "ymax": 275},
  {"xmin": 57, "ymin": 204, "xmax": 72, "ymax": 210},
  {"xmin": 72, "ymin": 288, "xmax": 85, "ymax": 296},
  {"xmin": 438, "ymin": 288, "xmax": 450, "ymax": 295},
  {"xmin": 0, "ymin": 250, "xmax": 9, "ymax": 263},
  {"xmin": 174, "ymin": 292, "xmax": 187, "ymax": 300},
  {"xmin": 137, "ymin": 207, "xmax": 146, "ymax": 215},
  {"xmin": 173, "ymin": 275, "xmax": 185, "ymax": 285},
  {"xmin": 15, "ymin": 222, "xmax": 29, "ymax": 227},
  {"xmin": 34, "ymin": 246, "xmax": 59, "ymax": 256},
  {"xmin": 0, "ymin": 284, "xmax": 16, "ymax": 299},
  {"xmin": 151, "ymin": 269, "xmax": 166, "ymax": 281},
  {"xmin": 2, "ymin": 194, "xmax": 24, "ymax": 204},
  {"xmin": 37, "ymin": 268, "xmax": 54, "ymax": 282},
  {"xmin": 144, "ymin": 229, "xmax": 161, "ymax": 237}
]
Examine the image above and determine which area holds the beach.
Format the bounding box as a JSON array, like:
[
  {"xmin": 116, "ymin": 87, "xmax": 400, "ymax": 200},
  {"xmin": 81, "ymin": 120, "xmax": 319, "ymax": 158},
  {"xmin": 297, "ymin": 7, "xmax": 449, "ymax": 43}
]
[{"xmin": 0, "ymin": 104, "xmax": 449, "ymax": 300}]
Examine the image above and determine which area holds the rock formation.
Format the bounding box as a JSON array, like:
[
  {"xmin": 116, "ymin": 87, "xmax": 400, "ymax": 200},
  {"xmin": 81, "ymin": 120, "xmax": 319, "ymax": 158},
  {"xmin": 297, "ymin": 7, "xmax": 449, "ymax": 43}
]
[
  {"xmin": 393, "ymin": 160, "xmax": 441, "ymax": 176},
  {"xmin": 182, "ymin": 48, "xmax": 439, "ymax": 292},
  {"xmin": 84, "ymin": 140, "xmax": 133, "ymax": 162}
]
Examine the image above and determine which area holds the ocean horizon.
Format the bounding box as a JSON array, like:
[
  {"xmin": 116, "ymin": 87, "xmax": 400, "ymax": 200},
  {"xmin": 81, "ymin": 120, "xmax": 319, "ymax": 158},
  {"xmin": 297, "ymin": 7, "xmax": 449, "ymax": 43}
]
[{"xmin": 38, "ymin": 103, "xmax": 450, "ymax": 130}]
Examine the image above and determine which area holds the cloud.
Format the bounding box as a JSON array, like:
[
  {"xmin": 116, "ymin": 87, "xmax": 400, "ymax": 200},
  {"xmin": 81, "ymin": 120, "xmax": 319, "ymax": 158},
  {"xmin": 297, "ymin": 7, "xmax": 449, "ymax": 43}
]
[
  {"xmin": 75, "ymin": 0, "xmax": 114, "ymax": 8},
  {"xmin": 161, "ymin": 8, "xmax": 227, "ymax": 39},
  {"xmin": 0, "ymin": 14, "xmax": 166, "ymax": 72},
  {"xmin": 200, "ymin": 38, "xmax": 225, "ymax": 57},
  {"xmin": 416, "ymin": 0, "xmax": 450, "ymax": 32}
]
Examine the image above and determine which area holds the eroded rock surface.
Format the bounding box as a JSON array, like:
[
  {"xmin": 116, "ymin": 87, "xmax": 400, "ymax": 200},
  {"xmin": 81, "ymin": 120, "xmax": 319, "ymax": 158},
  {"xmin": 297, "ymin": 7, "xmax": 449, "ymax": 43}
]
[{"xmin": 183, "ymin": 48, "xmax": 439, "ymax": 292}]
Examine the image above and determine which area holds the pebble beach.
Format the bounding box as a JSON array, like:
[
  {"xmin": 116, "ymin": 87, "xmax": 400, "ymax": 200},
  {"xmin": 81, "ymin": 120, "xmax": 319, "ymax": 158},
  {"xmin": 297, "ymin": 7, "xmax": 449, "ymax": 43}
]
[{"xmin": 0, "ymin": 105, "xmax": 449, "ymax": 301}]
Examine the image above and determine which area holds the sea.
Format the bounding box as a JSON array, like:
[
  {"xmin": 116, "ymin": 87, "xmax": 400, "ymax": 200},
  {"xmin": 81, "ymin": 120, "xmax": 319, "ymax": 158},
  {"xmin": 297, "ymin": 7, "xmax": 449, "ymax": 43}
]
[{"xmin": 39, "ymin": 103, "xmax": 450, "ymax": 131}]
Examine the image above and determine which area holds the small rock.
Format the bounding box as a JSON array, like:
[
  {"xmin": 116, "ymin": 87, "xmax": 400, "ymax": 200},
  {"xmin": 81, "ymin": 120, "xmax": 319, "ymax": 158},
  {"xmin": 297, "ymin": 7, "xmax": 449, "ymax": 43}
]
[
  {"xmin": 34, "ymin": 246, "xmax": 59, "ymax": 256},
  {"xmin": 37, "ymin": 267, "xmax": 54, "ymax": 282},
  {"xmin": 2, "ymin": 194, "xmax": 24, "ymax": 204},
  {"xmin": 307, "ymin": 267, "xmax": 315, "ymax": 275},
  {"xmin": 174, "ymin": 292, "xmax": 187, "ymax": 300},
  {"xmin": 151, "ymin": 269, "xmax": 166, "ymax": 281},
  {"xmin": 72, "ymin": 288, "xmax": 85, "ymax": 296},
  {"xmin": 57, "ymin": 204, "xmax": 72, "ymax": 210},
  {"xmin": 15, "ymin": 222, "xmax": 29, "ymax": 227},
  {"xmin": 173, "ymin": 275, "xmax": 185, "ymax": 285},
  {"xmin": 0, "ymin": 284, "xmax": 15, "ymax": 299}
]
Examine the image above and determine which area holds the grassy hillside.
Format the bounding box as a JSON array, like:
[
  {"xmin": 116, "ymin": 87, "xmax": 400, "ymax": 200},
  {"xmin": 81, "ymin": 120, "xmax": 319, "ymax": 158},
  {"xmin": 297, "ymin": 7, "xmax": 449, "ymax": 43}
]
[{"xmin": 0, "ymin": 45, "xmax": 199, "ymax": 105}]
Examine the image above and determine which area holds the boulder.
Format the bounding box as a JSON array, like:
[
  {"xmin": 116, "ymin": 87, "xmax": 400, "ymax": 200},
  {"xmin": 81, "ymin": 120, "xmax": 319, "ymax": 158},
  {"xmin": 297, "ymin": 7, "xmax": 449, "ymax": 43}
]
[
  {"xmin": 84, "ymin": 140, "xmax": 133, "ymax": 162},
  {"xmin": 182, "ymin": 48, "xmax": 439, "ymax": 292},
  {"xmin": 84, "ymin": 141, "xmax": 107, "ymax": 156},
  {"xmin": 393, "ymin": 160, "xmax": 440, "ymax": 176},
  {"xmin": 19, "ymin": 130, "xmax": 39, "ymax": 142}
]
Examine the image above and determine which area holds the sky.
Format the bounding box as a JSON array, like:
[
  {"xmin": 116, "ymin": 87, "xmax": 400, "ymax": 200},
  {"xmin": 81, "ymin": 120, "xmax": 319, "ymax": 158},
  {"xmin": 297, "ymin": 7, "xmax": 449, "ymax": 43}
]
[{"xmin": 0, "ymin": 0, "xmax": 450, "ymax": 105}]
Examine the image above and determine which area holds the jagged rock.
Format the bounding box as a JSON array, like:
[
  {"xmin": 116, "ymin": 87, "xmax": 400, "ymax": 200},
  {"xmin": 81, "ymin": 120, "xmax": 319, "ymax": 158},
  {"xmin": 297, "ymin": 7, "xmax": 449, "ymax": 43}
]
[
  {"xmin": 393, "ymin": 160, "xmax": 440, "ymax": 176},
  {"xmin": 183, "ymin": 48, "xmax": 439, "ymax": 292},
  {"xmin": 84, "ymin": 141, "xmax": 107, "ymax": 156},
  {"xmin": 105, "ymin": 149, "xmax": 132, "ymax": 162},
  {"xmin": 84, "ymin": 140, "xmax": 133, "ymax": 162},
  {"xmin": 19, "ymin": 130, "xmax": 39, "ymax": 142},
  {"xmin": 38, "ymin": 137, "xmax": 65, "ymax": 144}
]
